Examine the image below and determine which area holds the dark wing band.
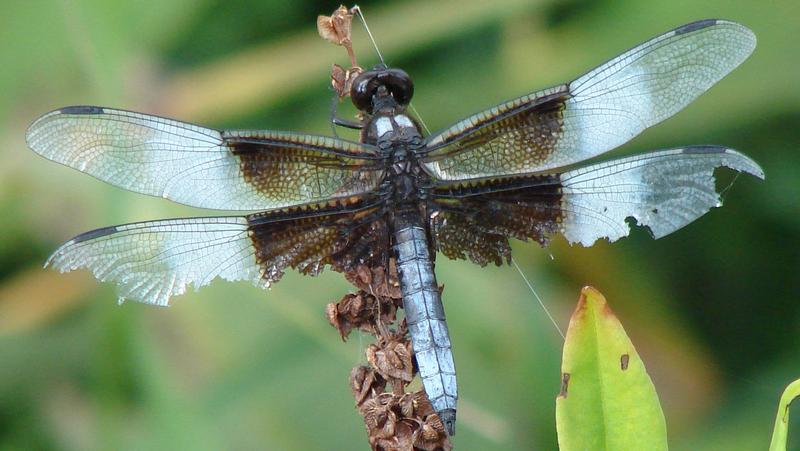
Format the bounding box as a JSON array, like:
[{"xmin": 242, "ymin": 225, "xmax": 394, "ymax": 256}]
[
  {"xmin": 47, "ymin": 202, "xmax": 389, "ymax": 306},
  {"xmin": 422, "ymin": 20, "xmax": 756, "ymax": 180},
  {"xmin": 430, "ymin": 146, "xmax": 763, "ymax": 265},
  {"xmin": 27, "ymin": 106, "xmax": 384, "ymax": 211}
]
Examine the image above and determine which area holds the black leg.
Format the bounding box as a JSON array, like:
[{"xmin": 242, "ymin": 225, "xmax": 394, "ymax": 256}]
[{"xmin": 329, "ymin": 94, "xmax": 363, "ymax": 138}]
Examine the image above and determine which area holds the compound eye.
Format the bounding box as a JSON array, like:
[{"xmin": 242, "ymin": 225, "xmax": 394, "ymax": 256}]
[
  {"xmin": 350, "ymin": 70, "xmax": 379, "ymax": 112},
  {"xmin": 350, "ymin": 68, "xmax": 414, "ymax": 113},
  {"xmin": 384, "ymin": 69, "xmax": 413, "ymax": 106}
]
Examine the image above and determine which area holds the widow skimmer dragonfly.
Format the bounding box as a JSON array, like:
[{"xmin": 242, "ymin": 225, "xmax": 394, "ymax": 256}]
[{"xmin": 27, "ymin": 19, "xmax": 762, "ymax": 436}]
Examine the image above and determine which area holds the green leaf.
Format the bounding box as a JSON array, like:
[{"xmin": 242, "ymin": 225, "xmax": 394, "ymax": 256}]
[
  {"xmin": 556, "ymin": 286, "xmax": 668, "ymax": 451},
  {"xmin": 769, "ymin": 378, "xmax": 800, "ymax": 451}
]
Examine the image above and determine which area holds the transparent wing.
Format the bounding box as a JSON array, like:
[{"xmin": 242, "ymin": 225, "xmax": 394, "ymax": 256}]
[
  {"xmin": 27, "ymin": 106, "xmax": 384, "ymax": 210},
  {"xmin": 47, "ymin": 202, "xmax": 388, "ymax": 306},
  {"xmin": 430, "ymin": 146, "xmax": 764, "ymax": 265},
  {"xmin": 47, "ymin": 217, "xmax": 263, "ymax": 306},
  {"xmin": 423, "ymin": 20, "xmax": 756, "ymax": 180},
  {"xmin": 557, "ymin": 146, "xmax": 763, "ymax": 246}
]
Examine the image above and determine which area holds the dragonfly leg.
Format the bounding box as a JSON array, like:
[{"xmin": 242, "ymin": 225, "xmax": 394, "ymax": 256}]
[{"xmin": 329, "ymin": 94, "xmax": 363, "ymax": 138}]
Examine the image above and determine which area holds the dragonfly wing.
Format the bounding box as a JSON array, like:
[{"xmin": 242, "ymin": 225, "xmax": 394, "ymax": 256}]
[
  {"xmin": 422, "ymin": 20, "xmax": 756, "ymax": 180},
  {"xmin": 27, "ymin": 106, "xmax": 384, "ymax": 210},
  {"xmin": 48, "ymin": 201, "xmax": 388, "ymax": 306},
  {"xmin": 430, "ymin": 146, "xmax": 763, "ymax": 265}
]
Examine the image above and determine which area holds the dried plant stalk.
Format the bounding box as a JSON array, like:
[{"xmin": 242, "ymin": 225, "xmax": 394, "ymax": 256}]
[
  {"xmin": 327, "ymin": 263, "xmax": 452, "ymax": 450},
  {"xmin": 318, "ymin": 5, "xmax": 363, "ymax": 99}
]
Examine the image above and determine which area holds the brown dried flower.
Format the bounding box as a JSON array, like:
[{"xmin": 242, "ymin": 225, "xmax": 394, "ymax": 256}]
[
  {"xmin": 317, "ymin": 5, "xmax": 352, "ymax": 46},
  {"xmin": 326, "ymin": 289, "xmax": 399, "ymax": 339},
  {"xmin": 351, "ymin": 366, "xmax": 387, "ymax": 406},
  {"xmin": 366, "ymin": 335, "xmax": 414, "ymax": 383},
  {"xmin": 331, "ymin": 63, "xmax": 364, "ymax": 99},
  {"xmin": 346, "ymin": 263, "xmax": 403, "ymax": 300},
  {"xmin": 355, "ymin": 390, "xmax": 452, "ymax": 450},
  {"xmin": 318, "ymin": 5, "xmax": 359, "ymax": 70}
]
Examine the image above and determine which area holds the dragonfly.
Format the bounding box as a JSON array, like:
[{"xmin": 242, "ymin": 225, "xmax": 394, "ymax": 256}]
[{"xmin": 27, "ymin": 19, "xmax": 763, "ymax": 436}]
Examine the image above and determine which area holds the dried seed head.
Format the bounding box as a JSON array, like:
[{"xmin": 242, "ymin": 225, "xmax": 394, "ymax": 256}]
[
  {"xmin": 366, "ymin": 337, "xmax": 414, "ymax": 383},
  {"xmin": 318, "ymin": 5, "xmax": 359, "ymax": 69},
  {"xmin": 415, "ymin": 417, "xmax": 452, "ymax": 451},
  {"xmin": 411, "ymin": 390, "xmax": 436, "ymax": 418},
  {"xmin": 389, "ymin": 419, "xmax": 417, "ymax": 450},
  {"xmin": 331, "ymin": 64, "xmax": 364, "ymax": 100},
  {"xmin": 331, "ymin": 63, "xmax": 347, "ymax": 91},
  {"xmin": 351, "ymin": 366, "xmax": 387, "ymax": 406},
  {"xmin": 329, "ymin": 231, "xmax": 450, "ymax": 447},
  {"xmin": 398, "ymin": 393, "xmax": 415, "ymax": 418},
  {"xmin": 346, "ymin": 263, "xmax": 403, "ymax": 300},
  {"xmin": 328, "ymin": 289, "xmax": 399, "ymax": 339},
  {"xmin": 317, "ymin": 5, "xmax": 352, "ymax": 46}
]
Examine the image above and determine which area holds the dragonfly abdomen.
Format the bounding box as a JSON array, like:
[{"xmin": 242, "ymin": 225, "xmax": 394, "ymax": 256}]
[{"xmin": 392, "ymin": 206, "xmax": 458, "ymax": 436}]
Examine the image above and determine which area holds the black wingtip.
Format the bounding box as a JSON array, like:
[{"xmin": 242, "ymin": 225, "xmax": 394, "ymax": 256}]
[
  {"xmin": 439, "ymin": 409, "xmax": 456, "ymax": 436},
  {"xmin": 59, "ymin": 105, "xmax": 105, "ymax": 115}
]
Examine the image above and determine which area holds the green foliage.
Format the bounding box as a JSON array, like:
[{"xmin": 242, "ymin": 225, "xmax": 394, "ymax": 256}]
[
  {"xmin": 769, "ymin": 379, "xmax": 800, "ymax": 451},
  {"xmin": 556, "ymin": 287, "xmax": 667, "ymax": 451}
]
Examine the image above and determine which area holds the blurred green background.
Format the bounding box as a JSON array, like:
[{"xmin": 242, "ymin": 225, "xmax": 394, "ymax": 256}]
[{"xmin": 1, "ymin": 0, "xmax": 798, "ymax": 449}]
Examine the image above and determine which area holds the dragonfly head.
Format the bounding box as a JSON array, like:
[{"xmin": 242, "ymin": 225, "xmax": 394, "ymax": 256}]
[{"xmin": 350, "ymin": 66, "xmax": 413, "ymax": 114}]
